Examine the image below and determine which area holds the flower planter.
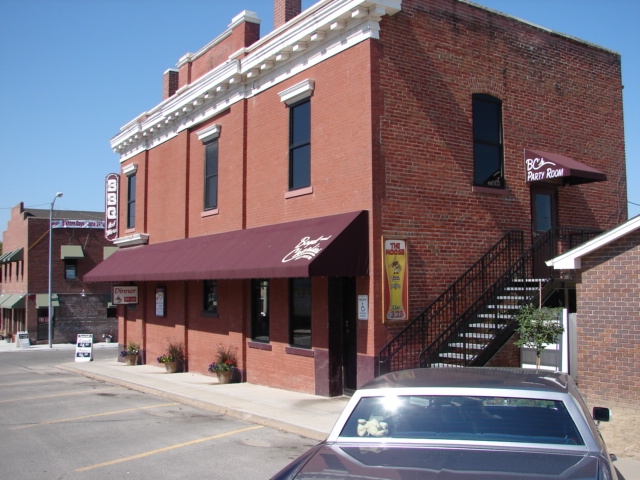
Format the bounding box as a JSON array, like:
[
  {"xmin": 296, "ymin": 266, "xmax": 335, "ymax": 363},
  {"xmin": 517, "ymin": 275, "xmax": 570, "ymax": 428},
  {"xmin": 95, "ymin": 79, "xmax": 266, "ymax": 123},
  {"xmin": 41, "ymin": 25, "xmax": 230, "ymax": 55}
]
[
  {"xmin": 164, "ymin": 361, "xmax": 178, "ymax": 373},
  {"xmin": 124, "ymin": 355, "xmax": 137, "ymax": 366},
  {"xmin": 216, "ymin": 371, "xmax": 233, "ymax": 384}
]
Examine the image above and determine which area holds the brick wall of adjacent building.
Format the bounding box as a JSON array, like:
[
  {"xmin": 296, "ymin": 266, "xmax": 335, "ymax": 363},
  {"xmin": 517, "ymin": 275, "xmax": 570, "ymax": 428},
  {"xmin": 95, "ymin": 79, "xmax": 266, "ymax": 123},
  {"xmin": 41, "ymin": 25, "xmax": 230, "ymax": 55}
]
[{"xmin": 576, "ymin": 229, "xmax": 640, "ymax": 410}]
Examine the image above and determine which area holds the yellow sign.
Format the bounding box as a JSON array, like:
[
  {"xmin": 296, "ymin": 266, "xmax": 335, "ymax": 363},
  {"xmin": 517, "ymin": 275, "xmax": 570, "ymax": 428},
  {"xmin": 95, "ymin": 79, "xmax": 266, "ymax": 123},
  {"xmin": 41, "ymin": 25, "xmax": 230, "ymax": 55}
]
[{"xmin": 382, "ymin": 238, "xmax": 408, "ymax": 321}]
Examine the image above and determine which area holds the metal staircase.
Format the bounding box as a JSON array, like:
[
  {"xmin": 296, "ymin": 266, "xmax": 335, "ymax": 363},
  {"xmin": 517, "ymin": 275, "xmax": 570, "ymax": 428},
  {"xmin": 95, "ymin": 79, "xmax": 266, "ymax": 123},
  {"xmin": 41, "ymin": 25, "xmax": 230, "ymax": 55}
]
[{"xmin": 378, "ymin": 228, "xmax": 602, "ymax": 374}]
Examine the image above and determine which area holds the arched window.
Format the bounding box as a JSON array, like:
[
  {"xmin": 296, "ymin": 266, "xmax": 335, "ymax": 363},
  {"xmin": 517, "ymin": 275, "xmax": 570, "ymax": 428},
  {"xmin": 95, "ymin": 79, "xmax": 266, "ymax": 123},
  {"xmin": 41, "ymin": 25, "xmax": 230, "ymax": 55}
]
[{"xmin": 472, "ymin": 94, "xmax": 504, "ymax": 188}]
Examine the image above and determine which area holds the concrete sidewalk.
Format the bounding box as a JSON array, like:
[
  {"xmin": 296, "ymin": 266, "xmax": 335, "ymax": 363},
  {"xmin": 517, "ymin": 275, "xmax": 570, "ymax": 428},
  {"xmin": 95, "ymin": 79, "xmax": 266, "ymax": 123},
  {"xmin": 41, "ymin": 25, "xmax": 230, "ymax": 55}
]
[
  {"xmin": 3, "ymin": 341, "xmax": 638, "ymax": 479},
  {"xmin": 56, "ymin": 348, "xmax": 348, "ymax": 442}
]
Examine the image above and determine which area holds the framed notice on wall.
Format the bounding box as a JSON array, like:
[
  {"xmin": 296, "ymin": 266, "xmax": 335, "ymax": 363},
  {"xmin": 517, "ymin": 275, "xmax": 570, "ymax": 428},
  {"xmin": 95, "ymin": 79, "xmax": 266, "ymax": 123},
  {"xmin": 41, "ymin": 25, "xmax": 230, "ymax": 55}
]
[{"xmin": 382, "ymin": 237, "xmax": 409, "ymax": 322}]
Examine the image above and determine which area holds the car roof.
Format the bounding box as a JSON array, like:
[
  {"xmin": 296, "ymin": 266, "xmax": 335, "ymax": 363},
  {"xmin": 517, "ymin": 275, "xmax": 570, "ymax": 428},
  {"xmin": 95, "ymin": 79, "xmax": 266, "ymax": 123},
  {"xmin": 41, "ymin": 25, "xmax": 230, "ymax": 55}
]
[{"xmin": 361, "ymin": 368, "xmax": 572, "ymax": 394}]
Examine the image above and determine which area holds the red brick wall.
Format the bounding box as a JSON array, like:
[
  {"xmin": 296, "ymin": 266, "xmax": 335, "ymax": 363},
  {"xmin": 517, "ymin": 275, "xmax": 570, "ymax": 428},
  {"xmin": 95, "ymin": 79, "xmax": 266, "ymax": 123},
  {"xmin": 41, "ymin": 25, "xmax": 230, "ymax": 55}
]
[
  {"xmin": 576, "ymin": 229, "xmax": 640, "ymax": 409},
  {"xmin": 375, "ymin": 0, "xmax": 626, "ymax": 344}
]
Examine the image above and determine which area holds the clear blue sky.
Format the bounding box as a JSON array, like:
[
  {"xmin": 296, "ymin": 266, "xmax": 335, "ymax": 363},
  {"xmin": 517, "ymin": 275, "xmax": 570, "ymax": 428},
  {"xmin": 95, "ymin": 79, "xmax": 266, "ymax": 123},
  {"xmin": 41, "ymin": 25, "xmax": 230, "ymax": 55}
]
[{"xmin": 1, "ymin": 0, "xmax": 638, "ymax": 242}]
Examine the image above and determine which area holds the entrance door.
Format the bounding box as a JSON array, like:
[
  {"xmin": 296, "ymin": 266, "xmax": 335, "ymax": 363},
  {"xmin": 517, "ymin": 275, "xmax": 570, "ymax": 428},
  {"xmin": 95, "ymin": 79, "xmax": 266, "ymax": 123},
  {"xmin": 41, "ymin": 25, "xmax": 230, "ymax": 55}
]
[
  {"xmin": 328, "ymin": 277, "xmax": 357, "ymax": 396},
  {"xmin": 531, "ymin": 186, "xmax": 557, "ymax": 277}
]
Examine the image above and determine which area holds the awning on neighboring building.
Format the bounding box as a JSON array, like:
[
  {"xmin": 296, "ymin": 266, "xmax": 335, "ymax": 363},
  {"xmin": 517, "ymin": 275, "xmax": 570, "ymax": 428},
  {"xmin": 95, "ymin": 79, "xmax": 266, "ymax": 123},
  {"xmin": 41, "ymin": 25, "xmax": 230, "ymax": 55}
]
[
  {"xmin": 85, "ymin": 210, "xmax": 369, "ymax": 282},
  {"xmin": 0, "ymin": 294, "xmax": 25, "ymax": 309},
  {"xmin": 36, "ymin": 293, "xmax": 60, "ymax": 308},
  {"xmin": 524, "ymin": 149, "xmax": 607, "ymax": 186},
  {"xmin": 61, "ymin": 245, "xmax": 84, "ymax": 259},
  {"xmin": 0, "ymin": 248, "xmax": 23, "ymax": 263}
]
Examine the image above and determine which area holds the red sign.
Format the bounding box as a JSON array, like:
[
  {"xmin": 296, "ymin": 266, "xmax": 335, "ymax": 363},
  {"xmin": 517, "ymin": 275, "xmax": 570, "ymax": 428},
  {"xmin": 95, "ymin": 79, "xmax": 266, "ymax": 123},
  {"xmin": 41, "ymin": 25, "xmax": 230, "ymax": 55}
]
[{"xmin": 105, "ymin": 173, "xmax": 119, "ymax": 241}]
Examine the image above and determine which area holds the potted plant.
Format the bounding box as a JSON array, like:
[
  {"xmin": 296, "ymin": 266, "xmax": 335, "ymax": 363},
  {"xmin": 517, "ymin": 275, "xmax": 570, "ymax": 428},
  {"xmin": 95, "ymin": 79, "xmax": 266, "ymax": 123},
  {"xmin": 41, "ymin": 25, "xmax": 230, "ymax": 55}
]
[
  {"xmin": 514, "ymin": 304, "xmax": 564, "ymax": 368},
  {"xmin": 102, "ymin": 333, "xmax": 113, "ymax": 343},
  {"xmin": 208, "ymin": 344, "xmax": 238, "ymax": 384},
  {"xmin": 157, "ymin": 341, "xmax": 184, "ymax": 373},
  {"xmin": 120, "ymin": 341, "xmax": 140, "ymax": 366}
]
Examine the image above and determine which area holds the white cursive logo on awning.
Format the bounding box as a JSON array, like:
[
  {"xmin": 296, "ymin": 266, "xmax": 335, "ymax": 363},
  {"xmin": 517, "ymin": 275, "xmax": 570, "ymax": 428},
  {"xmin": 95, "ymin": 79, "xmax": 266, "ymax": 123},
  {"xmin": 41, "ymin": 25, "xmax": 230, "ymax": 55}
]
[
  {"xmin": 526, "ymin": 157, "xmax": 564, "ymax": 182},
  {"xmin": 282, "ymin": 235, "xmax": 333, "ymax": 262}
]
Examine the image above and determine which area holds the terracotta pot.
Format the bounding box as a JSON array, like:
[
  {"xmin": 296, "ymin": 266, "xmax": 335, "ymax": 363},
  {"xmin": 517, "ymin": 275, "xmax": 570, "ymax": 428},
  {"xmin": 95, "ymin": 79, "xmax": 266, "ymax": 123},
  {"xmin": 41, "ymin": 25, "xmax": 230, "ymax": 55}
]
[
  {"xmin": 124, "ymin": 355, "xmax": 137, "ymax": 366},
  {"xmin": 165, "ymin": 361, "xmax": 178, "ymax": 373},
  {"xmin": 216, "ymin": 371, "xmax": 233, "ymax": 384}
]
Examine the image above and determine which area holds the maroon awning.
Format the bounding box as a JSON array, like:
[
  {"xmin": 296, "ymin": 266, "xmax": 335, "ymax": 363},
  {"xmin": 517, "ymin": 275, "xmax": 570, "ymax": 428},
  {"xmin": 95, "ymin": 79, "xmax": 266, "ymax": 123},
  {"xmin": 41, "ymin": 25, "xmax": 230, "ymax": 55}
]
[
  {"xmin": 84, "ymin": 211, "xmax": 368, "ymax": 282},
  {"xmin": 524, "ymin": 149, "xmax": 607, "ymax": 185}
]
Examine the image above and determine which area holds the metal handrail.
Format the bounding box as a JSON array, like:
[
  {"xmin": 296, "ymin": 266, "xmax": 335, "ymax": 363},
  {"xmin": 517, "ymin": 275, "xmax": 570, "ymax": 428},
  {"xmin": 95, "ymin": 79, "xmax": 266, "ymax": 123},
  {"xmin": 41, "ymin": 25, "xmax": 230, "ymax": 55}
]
[{"xmin": 378, "ymin": 227, "xmax": 603, "ymax": 374}]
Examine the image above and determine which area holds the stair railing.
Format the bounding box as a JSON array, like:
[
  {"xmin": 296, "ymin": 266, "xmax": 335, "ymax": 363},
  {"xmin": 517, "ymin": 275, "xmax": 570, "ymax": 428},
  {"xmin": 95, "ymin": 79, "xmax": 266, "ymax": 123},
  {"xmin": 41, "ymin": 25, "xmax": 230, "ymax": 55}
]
[{"xmin": 377, "ymin": 230, "xmax": 524, "ymax": 375}]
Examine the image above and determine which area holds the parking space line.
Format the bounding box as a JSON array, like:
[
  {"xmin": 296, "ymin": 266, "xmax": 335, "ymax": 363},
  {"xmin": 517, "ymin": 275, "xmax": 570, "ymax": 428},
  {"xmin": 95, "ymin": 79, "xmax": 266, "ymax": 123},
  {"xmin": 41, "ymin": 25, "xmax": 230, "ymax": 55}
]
[
  {"xmin": 0, "ymin": 386, "xmax": 123, "ymax": 403},
  {"xmin": 75, "ymin": 425, "xmax": 264, "ymax": 472},
  {"xmin": 10, "ymin": 402, "xmax": 179, "ymax": 430},
  {"xmin": 0, "ymin": 379, "xmax": 71, "ymax": 387}
]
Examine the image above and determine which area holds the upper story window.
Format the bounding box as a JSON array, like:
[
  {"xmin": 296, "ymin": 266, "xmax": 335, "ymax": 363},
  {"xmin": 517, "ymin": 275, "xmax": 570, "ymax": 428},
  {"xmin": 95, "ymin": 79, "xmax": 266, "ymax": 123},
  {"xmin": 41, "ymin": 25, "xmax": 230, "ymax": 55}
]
[
  {"xmin": 204, "ymin": 139, "xmax": 219, "ymax": 210},
  {"xmin": 279, "ymin": 80, "xmax": 314, "ymax": 192},
  {"xmin": 472, "ymin": 94, "xmax": 504, "ymax": 188},
  {"xmin": 289, "ymin": 99, "xmax": 311, "ymax": 190},
  {"xmin": 197, "ymin": 124, "xmax": 221, "ymax": 212},
  {"xmin": 127, "ymin": 174, "xmax": 136, "ymax": 229},
  {"xmin": 123, "ymin": 163, "xmax": 138, "ymax": 230}
]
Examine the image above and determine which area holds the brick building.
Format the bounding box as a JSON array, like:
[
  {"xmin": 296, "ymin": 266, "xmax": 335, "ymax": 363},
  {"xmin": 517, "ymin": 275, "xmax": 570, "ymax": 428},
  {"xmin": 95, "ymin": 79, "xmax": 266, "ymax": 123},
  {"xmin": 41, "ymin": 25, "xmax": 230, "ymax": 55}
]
[
  {"xmin": 547, "ymin": 215, "xmax": 640, "ymax": 411},
  {"xmin": 1, "ymin": 203, "xmax": 117, "ymax": 344},
  {"xmin": 86, "ymin": 0, "xmax": 627, "ymax": 395}
]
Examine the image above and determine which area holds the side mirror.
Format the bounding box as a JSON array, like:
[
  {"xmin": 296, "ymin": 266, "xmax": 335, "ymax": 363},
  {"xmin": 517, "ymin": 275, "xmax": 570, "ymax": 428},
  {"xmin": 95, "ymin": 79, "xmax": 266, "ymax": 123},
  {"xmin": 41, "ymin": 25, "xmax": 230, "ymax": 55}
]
[{"xmin": 593, "ymin": 407, "xmax": 611, "ymax": 422}]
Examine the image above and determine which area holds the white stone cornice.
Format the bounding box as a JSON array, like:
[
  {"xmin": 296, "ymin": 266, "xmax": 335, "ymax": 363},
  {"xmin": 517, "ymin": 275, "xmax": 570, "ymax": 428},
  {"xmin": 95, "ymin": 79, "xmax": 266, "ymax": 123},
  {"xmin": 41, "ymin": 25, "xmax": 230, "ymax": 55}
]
[
  {"xmin": 111, "ymin": 0, "xmax": 402, "ymax": 160},
  {"xmin": 114, "ymin": 233, "xmax": 149, "ymax": 247}
]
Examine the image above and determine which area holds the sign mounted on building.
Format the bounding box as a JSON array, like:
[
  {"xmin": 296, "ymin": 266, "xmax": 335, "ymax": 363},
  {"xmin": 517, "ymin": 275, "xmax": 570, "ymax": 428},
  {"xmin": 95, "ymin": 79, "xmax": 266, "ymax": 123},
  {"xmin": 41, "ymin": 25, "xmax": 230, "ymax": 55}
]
[
  {"xmin": 52, "ymin": 220, "xmax": 105, "ymax": 229},
  {"xmin": 112, "ymin": 286, "xmax": 139, "ymax": 305},
  {"xmin": 382, "ymin": 237, "xmax": 409, "ymax": 322},
  {"xmin": 524, "ymin": 149, "xmax": 607, "ymax": 185},
  {"xmin": 105, "ymin": 173, "xmax": 119, "ymax": 241}
]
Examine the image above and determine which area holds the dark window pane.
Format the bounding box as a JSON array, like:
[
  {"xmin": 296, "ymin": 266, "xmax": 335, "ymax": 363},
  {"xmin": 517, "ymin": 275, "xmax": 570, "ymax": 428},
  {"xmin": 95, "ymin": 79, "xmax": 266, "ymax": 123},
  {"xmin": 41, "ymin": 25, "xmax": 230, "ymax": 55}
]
[
  {"xmin": 205, "ymin": 176, "xmax": 218, "ymax": 209},
  {"xmin": 472, "ymin": 94, "xmax": 503, "ymax": 188},
  {"xmin": 203, "ymin": 280, "xmax": 218, "ymax": 314},
  {"xmin": 290, "ymin": 101, "xmax": 310, "ymax": 147},
  {"xmin": 473, "ymin": 99, "xmax": 501, "ymax": 144},
  {"xmin": 127, "ymin": 174, "xmax": 136, "ymax": 229},
  {"xmin": 251, "ymin": 279, "xmax": 270, "ymax": 342},
  {"xmin": 290, "ymin": 144, "xmax": 311, "ymax": 190},
  {"xmin": 204, "ymin": 140, "xmax": 218, "ymax": 209},
  {"xmin": 473, "ymin": 143, "xmax": 502, "ymax": 187},
  {"xmin": 290, "ymin": 278, "xmax": 311, "ymax": 348}
]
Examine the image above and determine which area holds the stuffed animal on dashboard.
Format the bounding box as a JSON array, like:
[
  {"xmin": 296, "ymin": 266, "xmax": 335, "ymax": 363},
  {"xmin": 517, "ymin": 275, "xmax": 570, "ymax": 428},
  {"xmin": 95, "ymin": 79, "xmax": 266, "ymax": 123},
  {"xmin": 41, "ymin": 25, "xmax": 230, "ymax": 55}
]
[{"xmin": 357, "ymin": 418, "xmax": 389, "ymax": 437}]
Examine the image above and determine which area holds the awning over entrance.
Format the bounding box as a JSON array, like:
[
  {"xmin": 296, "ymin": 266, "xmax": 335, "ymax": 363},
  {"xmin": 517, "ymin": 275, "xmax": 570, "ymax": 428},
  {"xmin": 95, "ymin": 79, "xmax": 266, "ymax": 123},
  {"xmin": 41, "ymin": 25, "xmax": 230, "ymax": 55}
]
[
  {"xmin": 84, "ymin": 210, "xmax": 368, "ymax": 282},
  {"xmin": 524, "ymin": 149, "xmax": 607, "ymax": 186}
]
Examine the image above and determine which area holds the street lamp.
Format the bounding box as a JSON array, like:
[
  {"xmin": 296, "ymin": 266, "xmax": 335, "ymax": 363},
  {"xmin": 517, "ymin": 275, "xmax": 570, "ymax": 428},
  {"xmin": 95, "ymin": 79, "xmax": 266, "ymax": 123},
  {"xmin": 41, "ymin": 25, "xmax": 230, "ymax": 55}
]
[{"xmin": 48, "ymin": 192, "xmax": 63, "ymax": 348}]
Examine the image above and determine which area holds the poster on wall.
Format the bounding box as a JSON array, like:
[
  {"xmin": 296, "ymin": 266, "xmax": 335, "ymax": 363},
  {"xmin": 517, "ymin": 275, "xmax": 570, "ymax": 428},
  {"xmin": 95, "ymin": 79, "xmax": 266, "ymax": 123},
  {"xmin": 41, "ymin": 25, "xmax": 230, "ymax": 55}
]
[
  {"xmin": 155, "ymin": 287, "xmax": 166, "ymax": 317},
  {"xmin": 382, "ymin": 237, "xmax": 409, "ymax": 322}
]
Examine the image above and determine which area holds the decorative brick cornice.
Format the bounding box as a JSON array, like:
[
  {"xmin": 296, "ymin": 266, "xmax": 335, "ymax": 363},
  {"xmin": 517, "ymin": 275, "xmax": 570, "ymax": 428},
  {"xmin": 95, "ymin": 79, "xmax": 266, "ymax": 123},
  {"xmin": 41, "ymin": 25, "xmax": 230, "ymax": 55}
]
[{"xmin": 110, "ymin": 0, "xmax": 401, "ymax": 161}]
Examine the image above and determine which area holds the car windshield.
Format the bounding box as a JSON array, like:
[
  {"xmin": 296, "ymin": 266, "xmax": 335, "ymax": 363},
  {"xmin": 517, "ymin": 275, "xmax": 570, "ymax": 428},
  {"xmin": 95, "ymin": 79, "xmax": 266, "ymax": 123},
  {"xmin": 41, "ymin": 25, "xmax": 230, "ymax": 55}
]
[{"xmin": 340, "ymin": 395, "xmax": 584, "ymax": 446}]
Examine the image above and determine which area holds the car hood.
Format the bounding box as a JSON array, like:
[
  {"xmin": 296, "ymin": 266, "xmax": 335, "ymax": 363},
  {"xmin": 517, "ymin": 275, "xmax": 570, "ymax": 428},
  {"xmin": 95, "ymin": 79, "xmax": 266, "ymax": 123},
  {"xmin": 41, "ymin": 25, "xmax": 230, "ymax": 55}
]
[{"xmin": 282, "ymin": 443, "xmax": 603, "ymax": 479}]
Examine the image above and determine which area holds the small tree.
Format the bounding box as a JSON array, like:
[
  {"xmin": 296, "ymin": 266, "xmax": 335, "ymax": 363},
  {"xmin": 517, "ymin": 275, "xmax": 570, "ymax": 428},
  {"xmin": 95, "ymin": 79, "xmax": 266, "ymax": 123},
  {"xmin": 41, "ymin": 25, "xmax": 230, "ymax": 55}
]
[{"xmin": 514, "ymin": 304, "xmax": 564, "ymax": 368}]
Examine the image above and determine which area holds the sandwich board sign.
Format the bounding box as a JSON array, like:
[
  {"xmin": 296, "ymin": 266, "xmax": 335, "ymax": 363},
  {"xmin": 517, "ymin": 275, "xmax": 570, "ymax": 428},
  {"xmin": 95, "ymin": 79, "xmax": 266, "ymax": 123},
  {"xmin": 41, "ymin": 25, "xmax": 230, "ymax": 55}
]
[
  {"xmin": 17, "ymin": 331, "xmax": 30, "ymax": 349},
  {"xmin": 75, "ymin": 334, "xmax": 93, "ymax": 362}
]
